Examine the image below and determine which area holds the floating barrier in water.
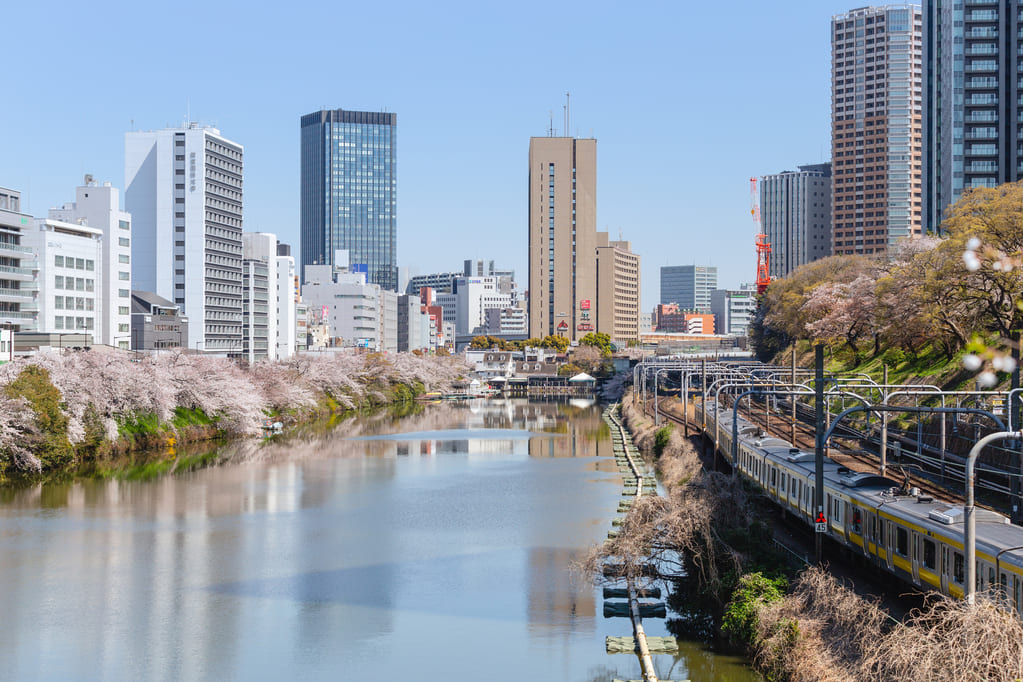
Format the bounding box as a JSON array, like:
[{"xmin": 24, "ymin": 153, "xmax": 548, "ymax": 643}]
[
  {"xmin": 605, "ymin": 636, "xmax": 678, "ymax": 654},
  {"xmin": 603, "ymin": 586, "xmax": 661, "ymax": 599},
  {"xmin": 603, "ymin": 601, "xmax": 667, "ymax": 618}
]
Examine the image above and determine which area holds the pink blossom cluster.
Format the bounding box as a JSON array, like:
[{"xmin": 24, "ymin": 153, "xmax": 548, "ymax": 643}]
[{"xmin": 0, "ymin": 348, "xmax": 469, "ymax": 470}]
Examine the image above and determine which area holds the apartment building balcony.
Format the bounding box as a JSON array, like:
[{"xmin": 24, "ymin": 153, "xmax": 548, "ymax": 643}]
[
  {"xmin": 0, "ymin": 243, "xmax": 34, "ymax": 259},
  {"xmin": 0, "ymin": 288, "xmax": 36, "ymax": 304}
]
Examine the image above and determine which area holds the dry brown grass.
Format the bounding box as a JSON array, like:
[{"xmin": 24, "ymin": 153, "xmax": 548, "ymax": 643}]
[
  {"xmin": 754, "ymin": 567, "xmax": 1023, "ymax": 682},
  {"xmin": 862, "ymin": 591, "xmax": 1023, "ymax": 681},
  {"xmin": 584, "ymin": 396, "xmax": 751, "ymax": 603},
  {"xmin": 755, "ymin": 568, "xmax": 887, "ymax": 681}
]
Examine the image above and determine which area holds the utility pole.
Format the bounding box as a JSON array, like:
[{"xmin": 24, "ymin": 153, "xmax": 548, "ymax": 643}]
[
  {"xmin": 815, "ymin": 343, "xmax": 825, "ymax": 565},
  {"xmin": 1013, "ymin": 331, "xmax": 1021, "ymax": 524},
  {"xmin": 881, "ymin": 364, "xmax": 888, "ymax": 476},
  {"xmin": 791, "ymin": 346, "xmax": 797, "ymax": 444}
]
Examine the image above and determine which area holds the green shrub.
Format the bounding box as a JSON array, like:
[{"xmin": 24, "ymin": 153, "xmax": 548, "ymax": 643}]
[
  {"xmin": 722, "ymin": 572, "xmax": 787, "ymax": 649},
  {"xmin": 653, "ymin": 425, "xmax": 673, "ymax": 458},
  {"xmin": 4, "ymin": 365, "xmax": 73, "ymax": 470}
]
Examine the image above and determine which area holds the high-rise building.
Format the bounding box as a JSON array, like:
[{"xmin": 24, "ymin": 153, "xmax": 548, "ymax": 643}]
[
  {"xmin": 527, "ymin": 135, "xmax": 639, "ymax": 343},
  {"xmin": 760, "ymin": 164, "xmax": 832, "ymax": 278},
  {"xmin": 595, "ymin": 238, "xmax": 640, "ymax": 341},
  {"xmin": 301, "ymin": 109, "xmax": 397, "ymax": 290},
  {"xmin": 47, "ymin": 177, "xmax": 132, "ymax": 348},
  {"xmin": 831, "ymin": 6, "xmax": 923, "ymax": 256},
  {"xmin": 528, "ymin": 136, "xmax": 598, "ymax": 341},
  {"xmin": 0, "ymin": 187, "xmax": 40, "ymax": 333},
  {"xmin": 924, "ymin": 1, "xmax": 1023, "ymax": 231},
  {"xmin": 125, "ymin": 124, "xmax": 244, "ymax": 353},
  {"xmin": 660, "ymin": 265, "xmax": 717, "ymax": 311}
]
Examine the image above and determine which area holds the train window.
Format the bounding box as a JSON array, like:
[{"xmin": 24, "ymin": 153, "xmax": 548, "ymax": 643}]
[
  {"xmin": 953, "ymin": 552, "xmax": 964, "ymax": 584},
  {"xmin": 852, "ymin": 508, "xmax": 862, "ymax": 534},
  {"xmin": 922, "ymin": 539, "xmax": 936, "ymax": 571},
  {"xmin": 1015, "ymin": 577, "xmax": 1020, "ymax": 611},
  {"xmin": 877, "ymin": 519, "xmax": 885, "ymax": 545},
  {"xmin": 896, "ymin": 527, "xmax": 908, "ymax": 557},
  {"xmin": 989, "ymin": 566, "xmax": 996, "ymax": 589},
  {"xmin": 829, "ymin": 497, "xmax": 841, "ymax": 525},
  {"xmin": 780, "ymin": 474, "xmax": 786, "ymax": 493},
  {"xmin": 770, "ymin": 468, "xmax": 776, "ymax": 487}
]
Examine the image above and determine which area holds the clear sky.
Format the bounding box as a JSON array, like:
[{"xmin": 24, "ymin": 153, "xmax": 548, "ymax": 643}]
[{"xmin": 3, "ymin": 0, "xmax": 865, "ymax": 310}]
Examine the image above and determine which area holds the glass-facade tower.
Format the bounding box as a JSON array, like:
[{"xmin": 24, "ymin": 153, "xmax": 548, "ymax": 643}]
[
  {"xmin": 924, "ymin": 0, "xmax": 1023, "ymax": 232},
  {"xmin": 301, "ymin": 109, "xmax": 397, "ymax": 290}
]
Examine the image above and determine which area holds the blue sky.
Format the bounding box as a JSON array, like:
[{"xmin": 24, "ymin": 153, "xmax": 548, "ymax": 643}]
[{"xmin": 3, "ymin": 0, "xmax": 862, "ymax": 309}]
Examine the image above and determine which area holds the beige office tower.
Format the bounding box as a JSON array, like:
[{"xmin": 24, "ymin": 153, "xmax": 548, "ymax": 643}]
[
  {"xmin": 595, "ymin": 237, "xmax": 640, "ymax": 341},
  {"xmin": 831, "ymin": 5, "xmax": 923, "ymax": 257},
  {"xmin": 528, "ymin": 137, "xmax": 598, "ymax": 342}
]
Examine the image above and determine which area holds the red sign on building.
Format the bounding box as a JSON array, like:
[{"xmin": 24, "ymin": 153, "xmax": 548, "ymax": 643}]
[
  {"xmin": 579, "ymin": 299, "xmax": 591, "ymax": 310},
  {"xmin": 557, "ymin": 321, "xmax": 569, "ymax": 331}
]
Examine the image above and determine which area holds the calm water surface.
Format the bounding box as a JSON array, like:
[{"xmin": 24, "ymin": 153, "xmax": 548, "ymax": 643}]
[{"xmin": 0, "ymin": 399, "xmax": 759, "ymax": 681}]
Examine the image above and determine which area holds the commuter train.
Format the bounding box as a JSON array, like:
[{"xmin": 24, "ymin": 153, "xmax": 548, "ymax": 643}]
[{"xmin": 693, "ymin": 400, "xmax": 1023, "ymax": 608}]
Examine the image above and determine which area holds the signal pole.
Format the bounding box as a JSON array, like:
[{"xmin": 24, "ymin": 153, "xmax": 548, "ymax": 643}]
[{"xmin": 815, "ymin": 343, "xmax": 825, "ymax": 564}]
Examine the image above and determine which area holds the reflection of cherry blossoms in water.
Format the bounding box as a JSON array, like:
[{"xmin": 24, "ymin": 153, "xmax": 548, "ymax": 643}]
[{"xmin": 0, "ymin": 347, "xmax": 470, "ymax": 473}]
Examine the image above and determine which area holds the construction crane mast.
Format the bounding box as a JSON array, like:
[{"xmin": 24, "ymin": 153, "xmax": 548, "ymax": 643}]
[{"xmin": 750, "ymin": 177, "xmax": 771, "ymax": 296}]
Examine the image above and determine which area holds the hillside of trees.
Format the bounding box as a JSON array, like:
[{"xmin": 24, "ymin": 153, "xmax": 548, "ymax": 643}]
[{"xmin": 752, "ymin": 182, "xmax": 1023, "ymax": 382}]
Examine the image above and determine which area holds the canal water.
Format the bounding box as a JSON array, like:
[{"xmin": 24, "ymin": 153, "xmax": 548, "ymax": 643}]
[{"xmin": 0, "ymin": 399, "xmax": 759, "ymax": 681}]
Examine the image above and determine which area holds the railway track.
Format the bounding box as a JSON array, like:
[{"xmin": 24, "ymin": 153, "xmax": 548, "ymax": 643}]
[{"xmin": 646, "ymin": 396, "xmax": 970, "ymax": 506}]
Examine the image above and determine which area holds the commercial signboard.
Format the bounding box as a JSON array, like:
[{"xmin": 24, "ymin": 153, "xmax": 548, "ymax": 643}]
[{"xmin": 579, "ymin": 299, "xmax": 591, "ymax": 310}]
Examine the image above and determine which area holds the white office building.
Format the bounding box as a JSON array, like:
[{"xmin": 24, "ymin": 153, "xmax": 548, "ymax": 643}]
[
  {"xmin": 710, "ymin": 284, "xmax": 758, "ymax": 337},
  {"xmin": 302, "ymin": 263, "xmax": 388, "ymax": 350},
  {"xmin": 0, "ymin": 187, "xmax": 40, "ymax": 332},
  {"xmin": 47, "ymin": 177, "xmax": 132, "ymax": 348},
  {"xmin": 241, "ymin": 233, "xmax": 282, "ymax": 361},
  {"xmin": 276, "ymin": 252, "xmax": 297, "ymax": 358},
  {"xmin": 125, "ymin": 124, "xmax": 244, "ymax": 353},
  {"xmin": 23, "ymin": 218, "xmax": 104, "ymax": 343},
  {"xmin": 454, "ymin": 276, "xmax": 512, "ymax": 336}
]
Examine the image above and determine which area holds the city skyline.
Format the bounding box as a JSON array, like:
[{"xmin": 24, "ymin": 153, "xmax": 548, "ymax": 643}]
[{"xmin": 4, "ymin": 0, "xmax": 869, "ymax": 310}]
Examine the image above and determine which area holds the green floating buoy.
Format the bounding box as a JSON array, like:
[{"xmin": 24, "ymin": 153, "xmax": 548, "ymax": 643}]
[
  {"xmin": 603, "ymin": 586, "xmax": 661, "ymax": 599},
  {"xmin": 605, "ymin": 635, "xmax": 678, "ymax": 654},
  {"xmin": 602, "ymin": 601, "xmax": 667, "ymax": 618}
]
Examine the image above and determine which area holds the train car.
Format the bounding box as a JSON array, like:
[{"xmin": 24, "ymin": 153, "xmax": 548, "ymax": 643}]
[{"xmin": 692, "ymin": 401, "xmax": 1023, "ymax": 610}]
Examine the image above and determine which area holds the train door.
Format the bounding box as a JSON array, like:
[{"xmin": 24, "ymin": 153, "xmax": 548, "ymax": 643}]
[
  {"xmin": 909, "ymin": 532, "xmax": 921, "ymax": 585},
  {"xmin": 885, "ymin": 520, "xmax": 895, "ymax": 571},
  {"xmin": 940, "ymin": 545, "xmax": 950, "ymax": 594}
]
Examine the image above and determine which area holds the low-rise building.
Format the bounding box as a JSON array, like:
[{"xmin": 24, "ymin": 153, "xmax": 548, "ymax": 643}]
[
  {"xmin": 131, "ymin": 291, "xmax": 188, "ymax": 350},
  {"xmin": 711, "ymin": 284, "xmax": 758, "ymax": 337}
]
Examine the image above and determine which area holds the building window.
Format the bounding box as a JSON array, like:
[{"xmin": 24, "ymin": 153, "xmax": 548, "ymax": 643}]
[
  {"xmin": 118, "ymin": 306, "xmax": 129, "ymax": 315},
  {"xmin": 119, "ymin": 289, "xmax": 129, "ymax": 298},
  {"xmin": 118, "ymin": 271, "xmax": 129, "ymax": 281},
  {"xmin": 118, "ymin": 323, "xmax": 129, "ymax": 333},
  {"xmin": 86, "ymin": 260, "xmax": 94, "ymax": 271},
  {"xmin": 54, "ymin": 276, "xmax": 63, "ymax": 289},
  {"xmin": 54, "ymin": 317, "xmax": 63, "ymax": 330},
  {"xmin": 54, "ymin": 296, "xmax": 63, "ymax": 310},
  {"xmin": 54, "ymin": 255, "xmax": 63, "ymax": 267},
  {"xmin": 76, "ymin": 258, "xmax": 85, "ymax": 270},
  {"xmin": 119, "ymin": 238, "xmax": 130, "ymax": 248},
  {"xmin": 118, "ymin": 254, "xmax": 130, "ymax": 264},
  {"xmin": 119, "ymin": 220, "xmax": 130, "ymax": 231}
]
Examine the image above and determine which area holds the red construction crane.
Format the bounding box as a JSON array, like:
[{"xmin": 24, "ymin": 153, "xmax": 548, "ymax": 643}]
[{"xmin": 750, "ymin": 177, "xmax": 771, "ymax": 297}]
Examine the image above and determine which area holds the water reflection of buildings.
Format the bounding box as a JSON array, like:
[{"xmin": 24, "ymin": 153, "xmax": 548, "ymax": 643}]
[{"xmin": 527, "ymin": 547, "xmax": 595, "ymax": 636}]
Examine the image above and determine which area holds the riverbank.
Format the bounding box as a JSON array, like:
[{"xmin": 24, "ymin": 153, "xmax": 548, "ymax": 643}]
[
  {"xmin": 0, "ymin": 349, "xmax": 468, "ymax": 480},
  {"xmin": 609, "ymin": 390, "xmax": 1023, "ymax": 680}
]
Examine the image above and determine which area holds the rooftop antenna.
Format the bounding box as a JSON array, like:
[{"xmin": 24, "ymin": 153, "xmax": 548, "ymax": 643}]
[
  {"xmin": 564, "ymin": 92, "xmax": 570, "ymax": 138},
  {"xmin": 548, "ymin": 111, "xmax": 554, "ymax": 137}
]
